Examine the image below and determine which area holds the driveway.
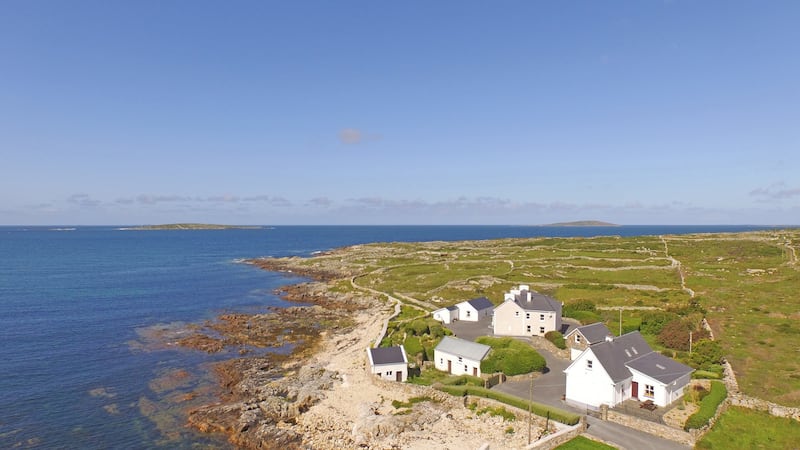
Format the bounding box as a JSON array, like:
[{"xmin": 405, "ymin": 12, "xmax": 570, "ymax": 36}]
[{"xmin": 444, "ymin": 315, "xmax": 493, "ymax": 342}]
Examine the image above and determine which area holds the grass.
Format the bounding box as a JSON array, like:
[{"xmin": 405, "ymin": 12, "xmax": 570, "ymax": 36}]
[
  {"xmin": 695, "ymin": 406, "xmax": 800, "ymax": 450},
  {"xmin": 291, "ymin": 229, "xmax": 800, "ymax": 406},
  {"xmin": 476, "ymin": 336, "xmax": 546, "ymax": 375},
  {"xmin": 684, "ymin": 381, "xmax": 727, "ymax": 430},
  {"xmin": 554, "ymin": 436, "xmax": 617, "ymax": 450},
  {"xmin": 434, "ymin": 384, "xmax": 581, "ymax": 425}
]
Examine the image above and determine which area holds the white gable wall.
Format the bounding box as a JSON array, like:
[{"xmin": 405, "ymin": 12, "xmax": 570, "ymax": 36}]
[
  {"xmin": 629, "ymin": 368, "xmax": 690, "ymax": 407},
  {"xmin": 434, "ymin": 349, "xmax": 483, "ymax": 377},
  {"xmin": 455, "ymin": 301, "xmax": 480, "ymax": 321},
  {"xmin": 492, "ymin": 301, "xmax": 527, "ymax": 336},
  {"xmin": 433, "ymin": 308, "xmax": 457, "ymax": 324},
  {"xmin": 564, "ymin": 348, "xmax": 624, "ymax": 409}
]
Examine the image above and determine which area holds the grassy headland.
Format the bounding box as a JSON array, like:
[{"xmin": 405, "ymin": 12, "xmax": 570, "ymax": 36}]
[{"xmin": 256, "ymin": 229, "xmax": 800, "ymax": 406}]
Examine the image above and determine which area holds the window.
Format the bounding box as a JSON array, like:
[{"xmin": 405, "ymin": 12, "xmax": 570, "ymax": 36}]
[
  {"xmin": 458, "ymin": 357, "xmax": 463, "ymax": 363},
  {"xmin": 526, "ymin": 325, "xmax": 531, "ymax": 333},
  {"xmin": 515, "ymin": 311, "xmax": 520, "ymax": 317},
  {"xmin": 587, "ymin": 360, "xmax": 593, "ymax": 369},
  {"xmin": 466, "ymin": 310, "xmax": 471, "ymax": 318},
  {"xmin": 576, "ymin": 334, "xmax": 582, "ymax": 343},
  {"xmin": 387, "ymin": 371, "xmax": 393, "ymax": 376},
  {"xmin": 540, "ymin": 314, "xmax": 545, "ymax": 321},
  {"xmin": 465, "ymin": 365, "xmax": 468, "ymax": 372},
  {"xmin": 526, "ymin": 313, "xmax": 530, "ymax": 319},
  {"xmin": 539, "ymin": 326, "xmax": 545, "ymax": 334},
  {"xmin": 645, "ymin": 384, "xmax": 655, "ymax": 398}
]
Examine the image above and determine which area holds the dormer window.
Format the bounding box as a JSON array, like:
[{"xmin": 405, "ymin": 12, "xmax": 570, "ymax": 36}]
[
  {"xmin": 586, "ymin": 360, "xmax": 593, "ymax": 369},
  {"xmin": 576, "ymin": 335, "xmax": 582, "ymax": 343}
]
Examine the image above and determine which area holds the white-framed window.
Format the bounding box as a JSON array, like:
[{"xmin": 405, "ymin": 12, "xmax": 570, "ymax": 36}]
[
  {"xmin": 465, "ymin": 365, "xmax": 468, "ymax": 372},
  {"xmin": 526, "ymin": 313, "xmax": 530, "ymax": 319},
  {"xmin": 540, "ymin": 314, "xmax": 545, "ymax": 320},
  {"xmin": 526, "ymin": 325, "xmax": 531, "ymax": 333},
  {"xmin": 466, "ymin": 310, "xmax": 471, "ymax": 318},
  {"xmin": 515, "ymin": 311, "xmax": 520, "ymax": 317},
  {"xmin": 587, "ymin": 360, "xmax": 593, "ymax": 369},
  {"xmin": 645, "ymin": 384, "xmax": 655, "ymax": 398},
  {"xmin": 539, "ymin": 326, "xmax": 545, "ymax": 334},
  {"xmin": 458, "ymin": 356, "xmax": 463, "ymax": 363},
  {"xmin": 387, "ymin": 371, "xmax": 393, "ymax": 376},
  {"xmin": 576, "ymin": 334, "xmax": 582, "ymax": 343}
]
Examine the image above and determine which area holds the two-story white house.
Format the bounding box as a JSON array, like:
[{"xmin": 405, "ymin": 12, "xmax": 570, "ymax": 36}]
[
  {"xmin": 433, "ymin": 336, "xmax": 491, "ymax": 377},
  {"xmin": 367, "ymin": 345, "xmax": 408, "ymax": 382},
  {"xmin": 492, "ymin": 285, "xmax": 562, "ymax": 337},
  {"xmin": 564, "ymin": 331, "xmax": 694, "ymax": 409}
]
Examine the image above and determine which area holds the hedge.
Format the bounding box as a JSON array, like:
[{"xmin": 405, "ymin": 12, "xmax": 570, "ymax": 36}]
[
  {"xmin": 684, "ymin": 381, "xmax": 727, "ymax": 431},
  {"xmin": 434, "ymin": 384, "xmax": 581, "ymax": 425},
  {"xmin": 545, "ymin": 331, "xmax": 566, "ymax": 349},
  {"xmin": 476, "ymin": 337, "xmax": 546, "ymax": 375}
]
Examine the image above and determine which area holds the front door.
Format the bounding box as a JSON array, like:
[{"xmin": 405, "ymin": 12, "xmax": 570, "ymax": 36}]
[
  {"xmin": 447, "ymin": 360, "xmax": 452, "ymax": 373},
  {"xmin": 473, "ymin": 367, "xmax": 478, "ymax": 377},
  {"xmin": 632, "ymin": 381, "xmax": 639, "ymax": 399},
  {"xmin": 396, "ymin": 371, "xmax": 402, "ymax": 382}
]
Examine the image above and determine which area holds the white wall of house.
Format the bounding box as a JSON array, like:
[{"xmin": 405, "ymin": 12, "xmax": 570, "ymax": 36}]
[
  {"xmin": 629, "ymin": 369, "xmax": 690, "ymax": 407},
  {"xmin": 455, "ymin": 301, "xmax": 480, "ymax": 322},
  {"xmin": 493, "ymin": 301, "xmax": 560, "ymax": 337},
  {"xmin": 371, "ymin": 362, "xmax": 408, "ymax": 382},
  {"xmin": 570, "ymin": 347, "xmax": 584, "ymax": 360},
  {"xmin": 434, "ymin": 349, "xmax": 483, "ymax": 377},
  {"xmin": 432, "ymin": 308, "xmax": 457, "ymax": 324},
  {"xmin": 564, "ymin": 349, "xmax": 620, "ymax": 409}
]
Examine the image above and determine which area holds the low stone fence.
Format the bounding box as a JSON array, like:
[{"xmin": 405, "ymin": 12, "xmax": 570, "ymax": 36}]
[
  {"xmin": 729, "ymin": 394, "xmax": 800, "ymax": 421},
  {"xmin": 606, "ymin": 410, "xmax": 695, "ymax": 447},
  {"xmin": 526, "ymin": 418, "xmax": 586, "ymax": 449}
]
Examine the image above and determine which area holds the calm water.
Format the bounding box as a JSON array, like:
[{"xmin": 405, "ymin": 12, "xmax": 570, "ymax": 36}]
[{"xmin": 0, "ymin": 225, "xmax": 780, "ymax": 448}]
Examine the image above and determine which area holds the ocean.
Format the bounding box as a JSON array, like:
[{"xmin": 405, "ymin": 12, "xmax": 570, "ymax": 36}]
[{"xmin": 0, "ymin": 225, "xmax": 779, "ymax": 448}]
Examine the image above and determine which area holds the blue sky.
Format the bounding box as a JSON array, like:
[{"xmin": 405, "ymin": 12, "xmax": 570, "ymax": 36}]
[{"xmin": 1, "ymin": 1, "xmax": 798, "ymax": 225}]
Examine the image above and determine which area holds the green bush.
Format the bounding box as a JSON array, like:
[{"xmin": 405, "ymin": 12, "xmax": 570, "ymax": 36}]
[
  {"xmin": 476, "ymin": 337, "xmax": 546, "ymax": 375},
  {"xmin": 408, "ymin": 319, "xmax": 430, "ymax": 336},
  {"xmin": 684, "ymin": 381, "xmax": 727, "ymax": 431},
  {"xmin": 640, "ymin": 311, "xmax": 679, "ymax": 336},
  {"xmin": 690, "ymin": 339, "xmax": 724, "ymax": 369},
  {"xmin": 434, "ymin": 385, "xmax": 580, "ymax": 425},
  {"xmin": 545, "ymin": 331, "xmax": 566, "ymax": 349},
  {"xmin": 404, "ymin": 336, "xmax": 423, "ymax": 357}
]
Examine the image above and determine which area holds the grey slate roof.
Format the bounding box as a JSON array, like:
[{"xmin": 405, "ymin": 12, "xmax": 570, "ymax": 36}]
[
  {"xmin": 435, "ymin": 336, "xmax": 491, "ymax": 361},
  {"xmin": 368, "ymin": 346, "xmax": 407, "ymax": 366},
  {"xmin": 588, "ymin": 331, "xmax": 651, "ymax": 383},
  {"xmin": 586, "ymin": 331, "xmax": 694, "ymax": 384},
  {"xmin": 573, "ymin": 322, "xmax": 613, "ymax": 344},
  {"xmin": 446, "ymin": 306, "xmax": 459, "ymax": 312},
  {"xmin": 466, "ymin": 297, "xmax": 494, "ymax": 310},
  {"xmin": 515, "ymin": 291, "xmax": 561, "ymax": 313},
  {"xmin": 626, "ymin": 351, "xmax": 694, "ymax": 384}
]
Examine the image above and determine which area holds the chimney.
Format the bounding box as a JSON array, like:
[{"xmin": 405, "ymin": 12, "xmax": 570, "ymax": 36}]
[{"xmin": 604, "ymin": 335, "xmax": 614, "ymax": 343}]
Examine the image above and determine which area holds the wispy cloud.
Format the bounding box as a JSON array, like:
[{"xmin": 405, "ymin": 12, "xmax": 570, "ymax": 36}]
[
  {"xmin": 307, "ymin": 197, "xmax": 333, "ymax": 207},
  {"xmin": 67, "ymin": 194, "xmax": 102, "ymax": 208},
  {"xmin": 749, "ymin": 182, "xmax": 800, "ymax": 201},
  {"xmin": 338, "ymin": 128, "xmax": 381, "ymax": 145}
]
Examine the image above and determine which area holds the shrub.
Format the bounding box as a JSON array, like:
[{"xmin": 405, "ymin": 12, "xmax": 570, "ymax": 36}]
[
  {"xmin": 408, "ymin": 319, "xmax": 430, "ymax": 336},
  {"xmin": 404, "ymin": 336, "xmax": 423, "ymax": 357},
  {"xmin": 690, "ymin": 339, "xmax": 724, "ymax": 369},
  {"xmin": 545, "ymin": 331, "xmax": 566, "ymax": 349},
  {"xmin": 684, "ymin": 381, "xmax": 727, "ymax": 431},
  {"xmin": 640, "ymin": 311, "xmax": 679, "ymax": 336},
  {"xmin": 563, "ymin": 300, "xmax": 596, "ymax": 316},
  {"xmin": 476, "ymin": 337, "xmax": 546, "ymax": 375},
  {"xmin": 434, "ymin": 385, "xmax": 580, "ymax": 425},
  {"xmin": 657, "ymin": 319, "xmax": 708, "ymax": 351}
]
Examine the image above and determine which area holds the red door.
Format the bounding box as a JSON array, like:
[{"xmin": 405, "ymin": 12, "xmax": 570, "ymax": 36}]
[{"xmin": 632, "ymin": 381, "xmax": 639, "ymax": 399}]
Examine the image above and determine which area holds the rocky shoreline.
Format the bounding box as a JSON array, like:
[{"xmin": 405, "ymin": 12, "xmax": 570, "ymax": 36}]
[{"xmin": 176, "ymin": 256, "xmax": 547, "ymax": 449}]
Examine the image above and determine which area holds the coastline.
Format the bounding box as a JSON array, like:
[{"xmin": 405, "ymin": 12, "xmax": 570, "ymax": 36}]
[{"xmin": 182, "ymin": 256, "xmax": 549, "ymax": 449}]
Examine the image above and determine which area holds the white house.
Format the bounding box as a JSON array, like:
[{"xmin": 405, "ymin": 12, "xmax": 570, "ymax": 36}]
[
  {"xmin": 455, "ymin": 297, "xmax": 494, "ymax": 322},
  {"xmin": 433, "ymin": 336, "xmax": 491, "ymax": 377},
  {"xmin": 564, "ymin": 322, "xmax": 613, "ymax": 360},
  {"xmin": 564, "ymin": 331, "xmax": 693, "ymax": 409},
  {"xmin": 492, "ymin": 285, "xmax": 562, "ymax": 337},
  {"xmin": 432, "ymin": 306, "xmax": 459, "ymax": 324},
  {"xmin": 432, "ymin": 297, "xmax": 494, "ymax": 324},
  {"xmin": 367, "ymin": 345, "xmax": 409, "ymax": 382}
]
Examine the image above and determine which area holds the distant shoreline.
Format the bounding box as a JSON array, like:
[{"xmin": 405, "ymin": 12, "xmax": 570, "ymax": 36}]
[
  {"xmin": 119, "ymin": 223, "xmax": 263, "ymax": 231},
  {"xmin": 538, "ymin": 220, "xmax": 620, "ymax": 227}
]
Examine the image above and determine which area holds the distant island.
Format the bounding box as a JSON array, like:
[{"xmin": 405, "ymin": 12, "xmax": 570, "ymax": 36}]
[
  {"xmin": 541, "ymin": 220, "xmax": 619, "ymax": 227},
  {"xmin": 121, "ymin": 223, "xmax": 262, "ymax": 230}
]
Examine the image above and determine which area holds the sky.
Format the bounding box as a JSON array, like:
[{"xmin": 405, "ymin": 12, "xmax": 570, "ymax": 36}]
[{"xmin": 1, "ymin": 1, "xmax": 798, "ymax": 225}]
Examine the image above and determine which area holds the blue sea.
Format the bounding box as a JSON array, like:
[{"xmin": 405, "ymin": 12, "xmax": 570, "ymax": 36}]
[{"xmin": 0, "ymin": 225, "xmax": 782, "ymax": 448}]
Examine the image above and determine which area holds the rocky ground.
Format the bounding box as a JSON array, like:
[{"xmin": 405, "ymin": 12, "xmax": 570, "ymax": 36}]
[{"xmin": 178, "ymin": 257, "xmax": 548, "ymax": 449}]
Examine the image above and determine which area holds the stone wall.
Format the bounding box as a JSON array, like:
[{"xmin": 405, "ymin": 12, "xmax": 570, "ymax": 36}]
[
  {"xmin": 605, "ymin": 410, "xmax": 694, "ymax": 447},
  {"xmin": 526, "ymin": 418, "xmax": 586, "ymax": 450},
  {"xmin": 729, "ymin": 394, "xmax": 800, "ymax": 421}
]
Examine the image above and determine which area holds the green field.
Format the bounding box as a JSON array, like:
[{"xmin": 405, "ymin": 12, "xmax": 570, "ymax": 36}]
[
  {"xmin": 695, "ymin": 406, "xmax": 800, "ymax": 449},
  {"xmin": 554, "ymin": 435, "xmax": 617, "ymax": 450},
  {"xmin": 280, "ymin": 230, "xmax": 800, "ymax": 406}
]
